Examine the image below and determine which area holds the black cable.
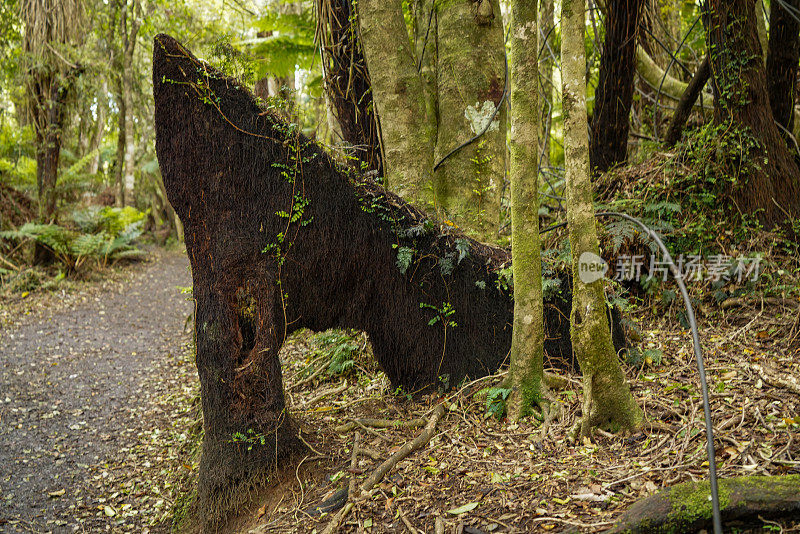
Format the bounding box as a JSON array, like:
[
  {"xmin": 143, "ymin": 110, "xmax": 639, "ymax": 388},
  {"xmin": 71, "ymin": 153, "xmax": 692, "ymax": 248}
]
[
  {"xmin": 417, "ymin": 0, "xmax": 437, "ymax": 73},
  {"xmin": 433, "ymin": 29, "xmax": 509, "ymax": 172},
  {"xmin": 774, "ymin": 0, "xmax": 800, "ymax": 26},
  {"xmin": 541, "ymin": 210, "xmax": 722, "ymax": 534}
]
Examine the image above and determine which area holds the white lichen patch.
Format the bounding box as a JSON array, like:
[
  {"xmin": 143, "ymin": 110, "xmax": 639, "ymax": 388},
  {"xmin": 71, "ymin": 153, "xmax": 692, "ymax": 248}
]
[
  {"xmin": 465, "ymin": 100, "xmax": 500, "ymax": 134},
  {"xmin": 513, "ymin": 20, "xmax": 536, "ymax": 41}
]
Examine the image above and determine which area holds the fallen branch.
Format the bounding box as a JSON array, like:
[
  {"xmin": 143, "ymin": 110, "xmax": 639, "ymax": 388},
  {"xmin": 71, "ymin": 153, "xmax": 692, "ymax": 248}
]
[
  {"xmin": 321, "ymin": 404, "xmax": 447, "ymax": 533},
  {"xmin": 303, "ymin": 379, "xmax": 349, "ymax": 408},
  {"xmin": 721, "ymin": 296, "xmax": 800, "ymax": 310},
  {"xmin": 606, "ymin": 475, "xmax": 800, "ymax": 533},
  {"xmin": 737, "ymin": 358, "xmax": 800, "ymax": 396},
  {"xmin": 359, "ymin": 404, "xmax": 446, "ymax": 493},
  {"xmin": 0, "ymin": 253, "xmax": 20, "ymax": 271},
  {"xmin": 399, "ymin": 507, "xmax": 419, "ymax": 533},
  {"xmin": 334, "ymin": 416, "xmax": 427, "ymax": 433},
  {"xmin": 289, "ymin": 361, "xmax": 328, "ymax": 391}
]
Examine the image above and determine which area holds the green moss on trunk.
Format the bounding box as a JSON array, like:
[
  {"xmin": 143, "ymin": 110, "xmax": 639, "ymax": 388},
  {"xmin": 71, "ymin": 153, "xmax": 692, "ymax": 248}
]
[
  {"xmin": 507, "ymin": 0, "xmax": 545, "ymax": 421},
  {"xmin": 560, "ymin": 0, "xmax": 642, "ymax": 435},
  {"xmin": 433, "ymin": 0, "xmax": 506, "ymax": 240}
]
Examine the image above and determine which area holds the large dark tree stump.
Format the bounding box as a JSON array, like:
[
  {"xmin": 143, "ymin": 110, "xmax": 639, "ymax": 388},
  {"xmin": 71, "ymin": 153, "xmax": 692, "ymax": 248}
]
[{"xmin": 152, "ymin": 34, "xmax": 626, "ymax": 518}]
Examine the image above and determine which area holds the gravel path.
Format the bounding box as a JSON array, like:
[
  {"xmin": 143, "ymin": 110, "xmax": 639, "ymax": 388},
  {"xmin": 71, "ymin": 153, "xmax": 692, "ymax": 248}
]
[{"xmin": 0, "ymin": 251, "xmax": 193, "ymax": 533}]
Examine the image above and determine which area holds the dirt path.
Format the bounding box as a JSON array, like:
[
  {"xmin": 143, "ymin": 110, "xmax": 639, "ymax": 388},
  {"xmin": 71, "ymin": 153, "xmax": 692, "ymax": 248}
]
[{"xmin": 0, "ymin": 251, "xmax": 193, "ymax": 533}]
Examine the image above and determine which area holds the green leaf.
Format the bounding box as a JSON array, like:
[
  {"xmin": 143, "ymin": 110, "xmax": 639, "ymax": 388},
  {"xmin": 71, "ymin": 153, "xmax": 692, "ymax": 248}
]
[{"xmin": 447, "ymin": 502, "xmax": 479, "ymax": 515}]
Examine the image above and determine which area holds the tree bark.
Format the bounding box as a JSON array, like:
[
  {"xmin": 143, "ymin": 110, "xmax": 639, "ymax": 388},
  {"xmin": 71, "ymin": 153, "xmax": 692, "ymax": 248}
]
[
  {"xmin": 88, "ymin": 81, "xmax": 108, "ymax": 175},
  {"xmin": 317, "ymin": 0, "xmax": 383, "ymax": 175},
  {"xmin": 707, "ymin": 0, "xmax": 800, "ymax": 228},
  {"xmin": 589, "ymin": 0, "xmax": 645, "ymax": 173},
  {"xmin": 664, "ymin": 55, "xmax": 710, "ymax": 147},
  {"xmin": 358, "ymin": 0, "xmax": 435, "ymax": 205},
  {"xmin": 766, "ymin": 0, "xmax": 800, "ymax": 134},
  {"xmin": 31, "ymin": 77, "xmax": 69, "ymax": 264},
  {"xmin": 539, "ymin": 0, "xmax": 554, "ymax": 169},
  {"xmin": 561, "ymin": 0, "xmax": 642, "ymax": 435},
  {"xmin": 433, "ymin": 0, "xmax": 506, "ymax": 239},
  {"xmin": 114, "ymin": 80, "xmax": 127, "ymax": 206},
  {"xmin": 507, "ymin": 0, "xmax": 544, "ymax": 422}
]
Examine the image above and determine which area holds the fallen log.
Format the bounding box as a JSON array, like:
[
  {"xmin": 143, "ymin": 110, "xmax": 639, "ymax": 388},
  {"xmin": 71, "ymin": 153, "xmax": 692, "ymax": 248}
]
[
  {"xmin": 152, "ymin": 34, "xmax": 626, "ymax": 517},
  {"xmin": 606, "ymin": 475, "xmax": 800, "ymax": 533}
]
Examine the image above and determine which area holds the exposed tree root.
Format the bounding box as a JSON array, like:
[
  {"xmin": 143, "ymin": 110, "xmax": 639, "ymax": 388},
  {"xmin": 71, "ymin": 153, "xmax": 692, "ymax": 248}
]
[
  {"xmin": 605, "ymin": 475, "xmax": 800, "ymax": 533},
  {"xmin": 334, "ymin": 416, "xmax": 427, "ymax": 433},
  {"xmin": 321, "ymin": 404, "xmax": 447, "ymax": 533}
]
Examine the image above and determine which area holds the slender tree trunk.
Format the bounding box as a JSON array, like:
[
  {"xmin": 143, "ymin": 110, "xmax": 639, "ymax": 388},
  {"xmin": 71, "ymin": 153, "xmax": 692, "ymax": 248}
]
[
  {"xmin": 358, "ymin": 0, "xmax": 435, "ymax": 205},
  {"xmin": 507, "ymin": 0, "xmax": 545, "ymax": 422},
  {"xmin": 88, "ymin": 82, "xmax": 108, "ymax": 175},
  {"xmin": 113, "ymin": 0, "xmax": 141, "ymax": 206},
  {"xmin": 539, "ymin": 0, "xmax": 554, "ymax": 168},
  {"xmin": 665, "ymin": 56, "xmax": 711, "ymax": 147},
  {"xmin": 756, "ymin": 0, "xmax": 768, "ymax": 61},
  {"xmin": 766, "ymin": 0, "xmax": 800, "ymax": 134},
  {"xmin": 114, "ymin": 80, "xmax": 127, "ymax": 206},
  {"xmin": 317, "ymin": 0, "xmax": 383, "ymax": 175},
  {"xmin": 589, "ymin": 0, "xmax": 645, "ymax": 173},
  {"xmin": 433, "ymin": 0, "xmax": 506, "ymax": 239},
  {"xmin": 561, "ymin": 0, "xmax": 642, "ymax": 436},
  {"xmin": 707, "ymin": 0, "xmax": 800, "ymax": 228}
]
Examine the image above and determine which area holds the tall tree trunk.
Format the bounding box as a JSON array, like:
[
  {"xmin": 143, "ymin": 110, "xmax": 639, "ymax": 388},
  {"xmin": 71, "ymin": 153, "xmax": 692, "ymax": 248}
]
[
  {"xmin": 317, "ymin": 0, "xmax": 383, "ymax": 175},
  {"xmin": 561, "ymin": 0, "xmax": 642, "ymax": 436},
  {"xmin": 589, "ymin": 0, "xmax": 645, "ymax": 173},
  {"xmin": 88, "ymin": 82, "xmax": 108, "ymax": 175},
  {"xmin": 756, "ymin": 0, "xmax": 768, "ymax": 61},
  {"xmin": 113, "ymin": 0, "xmax": 141, "ymax": 206},
  {"xmin": 539, "ymin": 0, "xmax": 554, "ymax": 169},
  {"xmin": 766, "ymin": 0, "xmax": 800, "ymax": 134},
  {"xmin": 358, "ymin": 0, "xmax": 435, "ymax": 205},
  {"xmin": 507, "ymin": 0, "xmax": 545, "ymax": 422},
  {"xmin": 31, "ymin": 78, "xmax": 70, "ymax": 264},
  {"xmin": 433, "ymin": 0, "xmax": 506, "ymax": 239},
  {"xmin": 707, "ymin": 0, "xmax": 800, "ymax": 228},
  {"xmin": 114, "ymin": 80, "xmax": 127, "ymax": 206},
  {"xmin": 22, "ymin": 0, "xmax": 83, "ymax": 264}
]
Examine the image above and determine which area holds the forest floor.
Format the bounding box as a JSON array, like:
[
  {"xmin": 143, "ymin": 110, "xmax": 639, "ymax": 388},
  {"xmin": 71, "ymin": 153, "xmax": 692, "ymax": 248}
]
[
  {"xmin": 0, "ymin": 249, "xmax": 197, "ymax": 533},
  {"xmin": 2, "ymin": 250, "xmax": 800, "ymax": 533},
  {"xmin": 239, "ymin": 298, "xmax": 800, "ymax": 533}
]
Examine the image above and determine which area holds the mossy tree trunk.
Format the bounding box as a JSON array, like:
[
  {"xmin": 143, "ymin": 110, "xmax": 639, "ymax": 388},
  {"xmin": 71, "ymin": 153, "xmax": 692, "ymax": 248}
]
[
  {"xmin": 433, "ymin": 0, "xmax": 506, "ymax": 239},
  {"xmin": 707, "ymin": 0, "xmax": 800, "ymax": 229},
  {"xmin": 358, "ymin": 0, "xmax": 435, "ymax": 206},
  {"xmin": 507, "ymin": 0, "xmax": 545, "ymax": 422},
  {"xmin": 588, "ymin": 0, "xmax": 644, "ymax": 174},
  {"xmin": 766, "ymin": 0, "xmax": 800, "ymax": 135},
  {"xmin": 358, "ymin": 0, "xmax": 506, "ymax": 240},
  {"xmin": 561, "ymin": 0, "xmax": 642, "ymax": 436}
]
